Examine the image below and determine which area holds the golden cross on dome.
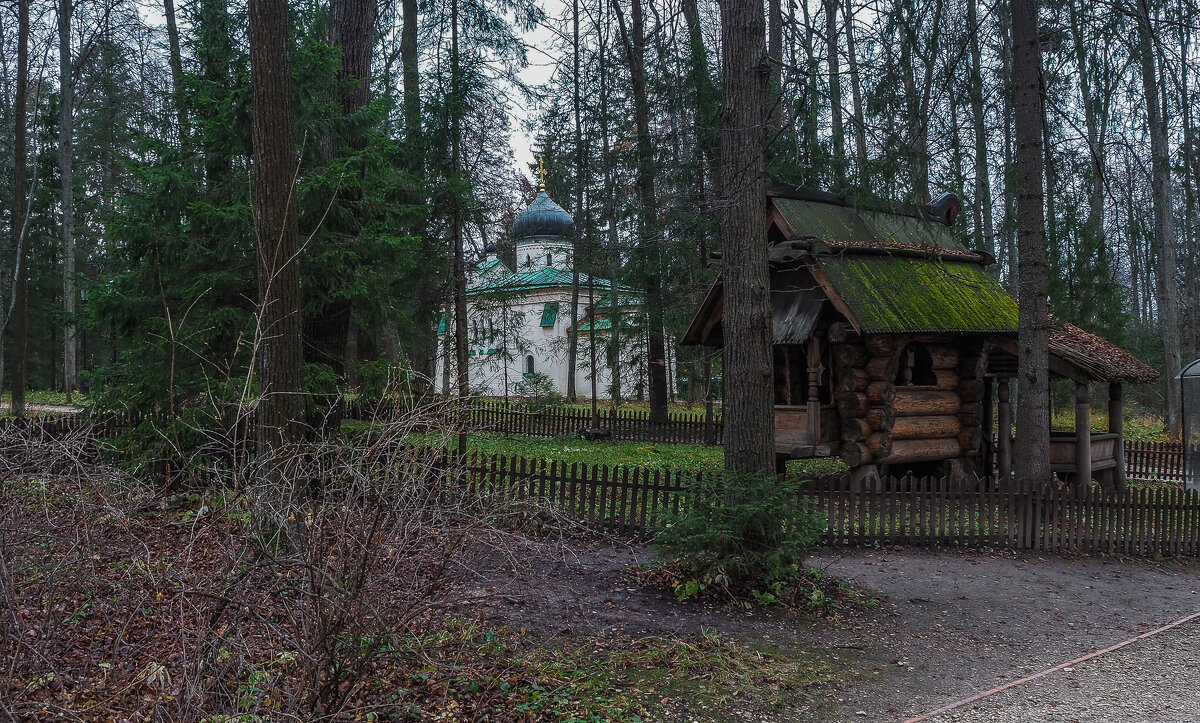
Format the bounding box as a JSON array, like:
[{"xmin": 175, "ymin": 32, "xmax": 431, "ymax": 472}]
[{"xmin": 538, "ymin": 156, "xmax": 547, "ymax": 190}]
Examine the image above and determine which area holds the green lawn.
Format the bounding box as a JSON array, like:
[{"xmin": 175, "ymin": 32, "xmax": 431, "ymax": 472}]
[
  {"xmin": 351, "ymin": 424, "xmax": 846, "ymax": 477},
  {"xmin": 0, "ymin": 389, "xmax": 87, "ymax": 407}
]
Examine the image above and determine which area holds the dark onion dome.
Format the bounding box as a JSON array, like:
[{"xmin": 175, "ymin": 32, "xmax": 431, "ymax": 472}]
[{"xmin": 512, "ymin": 190, "xmax": 574, "ymax": 240}]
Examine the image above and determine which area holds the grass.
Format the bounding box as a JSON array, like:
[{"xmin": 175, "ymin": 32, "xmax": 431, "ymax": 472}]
[
  {"xmin": 0, "ymin": 389, "xmax": 88, "ymax": 408},
  {"xmin": 387, "ymin": 620, "xmax": 843, "ymax": 721},
  {"xmin": 1050, "ymin": 408, "xmax": 1169, "ymax": 443},
  {"xmin": 351, "ymin": 425, "xmax": 848, "ymax": 477}
]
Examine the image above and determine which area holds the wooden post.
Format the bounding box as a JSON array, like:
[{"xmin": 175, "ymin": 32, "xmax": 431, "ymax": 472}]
[
  {"xmin": 807, "ymin": 334, "xmax": 822, "ymax": 443},
  {"xmin": 1110, "ymin": 382, "xmax": 1126, "ymax": 491},
  {"xmin": 982, "ymin": 377, "xmax": 994, "ymax": 478},
  {"xmin": 1075, "ymin": 381, "xmax": 1091, "ymax": 493},
  {"xmin": 997, "ymin": 378, "xmax": 1012, "ymax": 481}
]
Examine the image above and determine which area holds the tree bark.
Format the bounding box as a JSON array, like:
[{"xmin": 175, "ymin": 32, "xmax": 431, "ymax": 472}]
[
  {"xmin": 8, "ymin": 0, "xmax": 30, "ymax": 418},
  {"xmin": 718, "ymin": 0, "xmax": 775, "ymax": 474},
  {"xmin": 567, "ymin": 0, "xmax": 583, "ymax": 402},
  {"xmin": 451, "ymin": 0, "xmax": 470, "ymax": 455},
  {"xmin": 60, "ymin": 0, "xmax": 77, "ymax": 402},
  {"xmin": 249, "ymin": 0, "xmax": 305, "ymax": 547},
  {"xmin": 1012, "ymin": 0, "xmax": 1050, "ymax": 487},
  {"xmin": 303, "ymin": 0, "xmax": 377, "ymax": 432},
  {"xmin": 1136, "ymin": 1, "xmax": 1182, "ymax": 434},
  {"xmin": 967, "ymin": 0, "xmax": 994, "ymax": 258},
  {"xmin": 613, "ymin": 0, "xmax": 669, "ymax": 422},
  {"xmin": 843, "ymin": 0, "xmax": 868, "ymax": 189},
  {"xmin": 823, "ymin": 0, "xmax": 844, "ymax": 186},
  {"xmin": 163, "ymin": 0, "xmax": 189, "ymax": 140}
]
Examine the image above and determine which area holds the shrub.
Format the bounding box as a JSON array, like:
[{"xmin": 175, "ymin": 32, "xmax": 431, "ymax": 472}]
[
  {"xmin": 653, "ymin": 472, "xmax": 824, "ymax": 599},
  {"xmin": 514, "ymin": 372, "xmax": 563, "ymax": 410}
]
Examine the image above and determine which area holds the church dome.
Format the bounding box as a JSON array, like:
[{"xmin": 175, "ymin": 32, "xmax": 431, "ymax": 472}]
[{"xmin": 513, "ymin": 190, "xmax": 573, "ymax": 241}]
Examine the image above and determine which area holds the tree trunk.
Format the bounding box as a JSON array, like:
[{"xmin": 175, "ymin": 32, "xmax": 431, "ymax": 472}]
[
  {"xmin": 249, "ymin": 0, "xmax": 305, "ymax": 547},
  {"xmin": 768, "ymin": 0, "xmax": 782, "ymax": 133},
  {"xmin": 7, "ymin": 0, "xmax": 30, "ymax": 418},
  {"xmin": 613, "ymin": 0, "xmax": 669, "ymax": 422},
  {"xmin": 303, "ymin": 0, "xmax": 377, "ymax": 432},
  {"xmin": 163, "ymin": 0, "xmax": 189, "ymax": 140},
  {"xmin": 1136, "ymin": 2, "xmax": 1182, "ymax": 434},
  {"xmin": 968, "ymin": 0, "xmax": 994, "ymax": 258},
  {"xmin": 843, "ymin": 0, "xmax": 868, "ymax": 189},
  {"xmin": 567, "ymin": 0, "xmax": 583, "ymax": 402},
  {"xmin": 718, "ymin": 0, "xmax": 775, "ymax": 474},
  {"xmin": 1012, "ymin": 0, "xmax": 1050, "ymax": 487},
  {"xmin": 60, "ymin": 0, "xmax": 77, "ymax": 403},
  {"xmin": 598, "ymin": 0, "xmax": 621, "ymax": 404},
  {"xmin": 824, "ymin": 0, "xmax": 844, "ymax": 187},
  {"xmin": 451, "ymin": 0, "xmax": 470, "ymax": 454}
]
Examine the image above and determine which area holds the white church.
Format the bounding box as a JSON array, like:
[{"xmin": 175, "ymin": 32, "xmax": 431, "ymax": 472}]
[{"xmin": 435, "ymin": 183, "xmax": 648, "ymax": 400}]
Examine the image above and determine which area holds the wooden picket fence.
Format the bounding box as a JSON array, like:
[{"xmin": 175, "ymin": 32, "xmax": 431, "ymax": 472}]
[
  {"xmin": 1124, "ymin": 441, "xmax": 1185, "ymax": 483},
  {"xmin": 462, "ymin": 458, "xmax": 1200, "ymax": 555},
  {"xmin": 464, "ymin": 402, "xmax": 722, "ymax": 445},
  {"xmin": 460, "ymin": 453, "xmax": 692, "ymax": 537},
  {"xmin": 809, "ymin": 474, "xmax": 1200, "ymax": 556}
]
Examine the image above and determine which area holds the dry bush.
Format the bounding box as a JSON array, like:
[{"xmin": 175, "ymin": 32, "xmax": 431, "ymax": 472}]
[{"xmin": 170, "ymin": 402, "xmax": 523, "ymax": 720}]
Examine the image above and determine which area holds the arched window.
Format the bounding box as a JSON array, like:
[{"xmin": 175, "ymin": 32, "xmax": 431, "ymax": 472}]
[
  {"xmin": 525, "ymin": 355, "xmax": 535, "ymax": 375},
  {"xmin": 896, "ymin": 343, "xmax": 936, "ymax": 386},
  {"xmin": 546, "ymin": 252, "xmax": 552, "ymax": 267}
]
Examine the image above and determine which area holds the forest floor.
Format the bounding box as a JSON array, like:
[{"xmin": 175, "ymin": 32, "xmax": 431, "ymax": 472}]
[{"xmin": 7, "ymin": 468, "xmax": 1200, "ymax": 721}]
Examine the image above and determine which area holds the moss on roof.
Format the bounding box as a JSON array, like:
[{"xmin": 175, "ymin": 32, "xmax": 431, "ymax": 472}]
[
  {"xmin": 773, "ymin": 197, "xmax": 968, "ymax": 252},
  {"xmin": 816, "ymin": 254, "xmax": 1018, "ymax": 334}
]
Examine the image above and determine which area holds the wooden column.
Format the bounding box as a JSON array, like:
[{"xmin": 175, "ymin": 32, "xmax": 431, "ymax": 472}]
[
  {"xmin": 807, "ymin": 334, "xmax": 822, "ymax": 443},
  {"xmin": 982, "ymin": 377, "xmax": 994, "ymax": 478},
  {"xmin": 1110, "ymin": 382, "xmax": 1126, "ymax": 491},
  {"xmin": 997, "ymin": 378, "xmax": 1012, "ymax": 480},
  {"xmin": 1075, "ymin": 381, "xmax": 1091, "ymax": 492}
]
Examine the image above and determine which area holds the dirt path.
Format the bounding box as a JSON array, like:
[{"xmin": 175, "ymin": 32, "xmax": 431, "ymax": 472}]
[{"xmin": 464, "ymin": 540, "xmax": 1200, "ymax": 721}]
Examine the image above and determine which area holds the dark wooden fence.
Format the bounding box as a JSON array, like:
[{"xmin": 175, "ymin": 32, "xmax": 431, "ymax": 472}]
[
  {"xmin": 469, "ymin": 404, "xmax": 722, "ymax": 445},
  {"xmin": 458, "ymin": 457, "xmax": 1200, "ymax": 556},
  {"xmin": 809, "ymin": 474, "xmax": 1200, "ymax": 556},
  {"xmin": 461, "ymin": 453, "xmax": 691, "ymax": 537},
  {"xmin": 7, "ymin": 412, "xmax": 1200, "ymax": 557},
  {"xmin": 1125, "ymin": 441, "xmax": 1185, "ymax": 483}
]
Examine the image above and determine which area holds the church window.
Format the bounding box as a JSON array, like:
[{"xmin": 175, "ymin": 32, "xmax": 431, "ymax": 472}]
[
  {"xmin": 525, "ymin": 355, "xmax": 535, "ymax": 375},
  {"xmin": 546, "ymin": 253, "xmax": 553, "ymax": 267}
]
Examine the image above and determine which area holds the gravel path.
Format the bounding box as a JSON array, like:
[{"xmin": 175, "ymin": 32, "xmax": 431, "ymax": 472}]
[
  {"xmin": 933, "ymin": 616, "xmax": 1200, "ymax": 722},
  {"xmin": 810, "ymin": 549, "xmax": 1200, "ymax": 722}
]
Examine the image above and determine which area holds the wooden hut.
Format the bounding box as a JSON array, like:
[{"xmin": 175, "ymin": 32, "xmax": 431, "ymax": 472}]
[{"xmin": 682, "ymin": 184, "xmax": 1158, "ymax": 486}]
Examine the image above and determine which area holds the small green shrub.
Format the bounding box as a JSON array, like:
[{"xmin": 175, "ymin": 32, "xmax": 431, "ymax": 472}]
[
  {"xmin": 653, "ymin": 472, "xmax": 824, "ymax": 598},
  {"xmin": 514, "ymin": 372, "xmax": 563, "ymax": 410}
]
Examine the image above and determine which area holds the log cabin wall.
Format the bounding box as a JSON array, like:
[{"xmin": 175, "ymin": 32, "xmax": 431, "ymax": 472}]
[{"xmin": 834, "ymin": 333, "xmax": 991, "ymax": 476}]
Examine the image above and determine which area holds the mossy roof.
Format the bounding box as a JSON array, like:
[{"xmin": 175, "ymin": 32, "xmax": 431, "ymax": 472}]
[
  {"xmin": 773, "ymin": 197, "xmax": 969, "ymax": 252},
  {"xmin": 816, "ymin": 254, "xmax": 1018, "ymax": 334}
]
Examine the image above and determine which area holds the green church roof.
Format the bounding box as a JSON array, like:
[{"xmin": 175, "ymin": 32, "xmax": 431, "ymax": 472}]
[{"xmin": 468, "ymin": 267, "xmax": 635, "ymax": 296}]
